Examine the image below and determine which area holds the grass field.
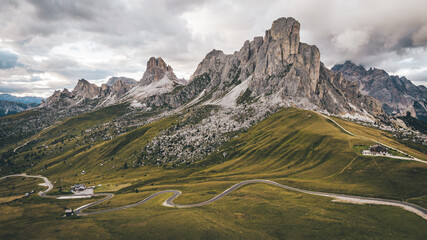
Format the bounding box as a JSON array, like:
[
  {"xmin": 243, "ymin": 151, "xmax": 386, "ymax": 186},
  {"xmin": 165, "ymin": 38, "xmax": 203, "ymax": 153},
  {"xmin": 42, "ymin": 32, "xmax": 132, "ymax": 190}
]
[
  {"xmin": 332, "ymin": 116, "xmax": 427, "ymax": 160},
  {"xmin": 0, "ymin": 182, "xmax": 426, "ymax": 239},
  {"xmin": 1, "ymin": 107, "xmax": 426, "ymax": 239},
  {"xmin": 0, "ymin": 176, "xmax": 44, "ymax": 198}
]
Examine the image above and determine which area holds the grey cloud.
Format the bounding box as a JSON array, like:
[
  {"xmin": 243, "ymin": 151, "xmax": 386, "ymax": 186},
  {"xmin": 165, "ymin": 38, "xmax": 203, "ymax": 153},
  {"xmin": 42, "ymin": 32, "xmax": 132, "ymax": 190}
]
[
  {"xmin": 0, "ymin": 50, "xmax": 22, "ymax": 69},
  {"xmin": 0, "ymin": 0, "xmax": 426, "ymax": 98},
  {"xmin": 28, "ymin": 0, "xmax": 98, "ymax": 21},
  {"xmin": 58, "ymin": 69, "xmax": 113, "ymax": 81},
  {"xmin": 0, "ymin": 84, "xmax": 56, "ymax": 96}
]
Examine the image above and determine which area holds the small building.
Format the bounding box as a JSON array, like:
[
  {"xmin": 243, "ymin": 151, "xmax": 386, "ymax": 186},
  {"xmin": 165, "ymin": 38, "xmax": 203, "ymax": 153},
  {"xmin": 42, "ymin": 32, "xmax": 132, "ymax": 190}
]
[
  {"xmin": 71, "ymin": 184, "xmax": 86, "ymax": 192},
  {"xmin": 369, "ymin": 145, "xmax": 388, "ymax": 154},
  {"xmin": 65, "ymin": 208, "xmax": 74, "ymax": 216},
  {"xmin": 362, "ymin": 144, "xmax": 391, "ymax": 156}
]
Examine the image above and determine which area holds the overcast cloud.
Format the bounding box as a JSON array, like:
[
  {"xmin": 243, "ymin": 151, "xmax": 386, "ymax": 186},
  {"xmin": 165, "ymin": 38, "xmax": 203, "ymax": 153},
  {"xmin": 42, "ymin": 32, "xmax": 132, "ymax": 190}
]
[{"xmin": 0, "ymin": 0, "xmax": 426, "ymax": 97}]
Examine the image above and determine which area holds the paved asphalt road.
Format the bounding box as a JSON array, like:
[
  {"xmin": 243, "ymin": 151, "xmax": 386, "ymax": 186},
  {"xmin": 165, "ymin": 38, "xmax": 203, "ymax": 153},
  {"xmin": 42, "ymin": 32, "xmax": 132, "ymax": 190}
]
[{"xmin": 4, "ymin": 174, "xmax": 425, "ymax": 220}]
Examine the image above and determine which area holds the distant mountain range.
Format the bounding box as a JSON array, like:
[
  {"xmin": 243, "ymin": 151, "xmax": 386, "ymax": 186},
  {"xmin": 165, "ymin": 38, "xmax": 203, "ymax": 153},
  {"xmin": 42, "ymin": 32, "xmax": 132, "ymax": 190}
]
[
  {"xmin": 332, "ymin": 61, "xmax": 427, "ymax": 122},
  {"xmin": 0, "ymin": 94, "xmax": 43, "ymax": 104},
  {"xmin": 0, "ymin": 100, "xmax": 39, "ymax": 117},
  {"xmin": 0, "ymin": 94, "xmax": 43, "ymax": 117}
]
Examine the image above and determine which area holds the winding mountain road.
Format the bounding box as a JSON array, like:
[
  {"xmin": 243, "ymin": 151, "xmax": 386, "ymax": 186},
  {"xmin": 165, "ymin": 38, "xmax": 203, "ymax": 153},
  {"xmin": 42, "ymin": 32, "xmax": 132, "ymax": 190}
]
[
  {"xmin": 0, "ymin": 173, "xmax": 53, "ymax": 196},
  {"xmin": 1, "ymin": 174, "xmax": 426, "ymax": 220}
]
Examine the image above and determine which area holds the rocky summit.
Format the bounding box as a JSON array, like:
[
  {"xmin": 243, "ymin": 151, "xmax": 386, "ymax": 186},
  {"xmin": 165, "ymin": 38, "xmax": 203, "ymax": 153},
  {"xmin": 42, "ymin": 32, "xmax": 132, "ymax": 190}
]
[
  {"xmin": 188, "ymin": 17, "xmax": 385, "ymax": 121},
  {"xmin": 140, "ymin": 57, "xmax": 178, "ymax": 85}
]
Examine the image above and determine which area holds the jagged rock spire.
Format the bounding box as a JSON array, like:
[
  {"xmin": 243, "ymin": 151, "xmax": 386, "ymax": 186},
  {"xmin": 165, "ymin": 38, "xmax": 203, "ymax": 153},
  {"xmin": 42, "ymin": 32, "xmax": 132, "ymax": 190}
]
[
  {"xmin": 140, "ymin": 57, "xmax": 178, "ymax": 85},
  {"xmin": 188, "ymin": 16, "xmax": 384, "ymax": 120}
]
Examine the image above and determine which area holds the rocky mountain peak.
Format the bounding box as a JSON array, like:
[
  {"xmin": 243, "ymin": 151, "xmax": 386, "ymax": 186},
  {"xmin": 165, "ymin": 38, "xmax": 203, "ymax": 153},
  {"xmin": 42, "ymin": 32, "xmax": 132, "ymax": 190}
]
[
  {"xmin": 270, "ymin": 17, "xmax": 299, "ymax": 40},
  {"xmin": 187, "ymin": 17, "xmax": 384, "ymax": 121},
  {"xmin": 332, "ymin": 61, "xmax": 427, "ymax": 121},
  {"xmin": 191, "ymin": 16, "xmax": 321, "ymax": 96},
  {"xmin": 147, "ymin": 57, "xmax": 173, "ymax": 72},
  {"xmin": 331, "ymin": 61, "xmax": 367, "ymax": 78},
  {"xmin": 367, "ymin": 68, "xmax": 389, "ymax": 78},
  {"xmin": 72, "ymin": 79, "xmax": 100, "ymax": 99},
  {"xmin": 332, "ymin": 61, "xmax": 389, "ymax": 79},
  {"xmin": 269, "ymin": 17, "xmax": 300, "ymax": 56},
  {"xmin": 140, "ymin": 57, "xmax": 178, "ymax": 85}
]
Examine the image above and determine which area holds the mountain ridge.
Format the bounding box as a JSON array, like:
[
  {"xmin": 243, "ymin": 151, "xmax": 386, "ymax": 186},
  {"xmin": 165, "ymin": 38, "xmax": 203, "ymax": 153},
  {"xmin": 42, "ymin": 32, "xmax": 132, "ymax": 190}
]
[
  {"xmin": 184, "ymin": 17, "xmax": 385, "ymax": 122},
  {"xmin": 0, "ymin": 100, "xmax": 39, "ymax": 117},
  {"xmin": 37, "ymin": 18, "xmax": 388, "ymax": 124},
  {"xmin": 332, "ymin": 61, "xmax": 427, "ymax": 122}
]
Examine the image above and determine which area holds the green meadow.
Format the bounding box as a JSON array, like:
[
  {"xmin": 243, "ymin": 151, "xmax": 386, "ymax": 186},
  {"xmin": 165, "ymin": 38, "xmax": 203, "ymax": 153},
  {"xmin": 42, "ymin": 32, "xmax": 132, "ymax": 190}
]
[{"xmin": 0, "ymin": 107, "xmax": 426, "ymax": 239}]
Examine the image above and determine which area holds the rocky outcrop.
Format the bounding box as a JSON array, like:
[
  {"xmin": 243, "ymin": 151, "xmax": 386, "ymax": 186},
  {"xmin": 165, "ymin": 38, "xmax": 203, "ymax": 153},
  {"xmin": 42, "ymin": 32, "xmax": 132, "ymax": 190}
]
[
  {"xmin": 40, "ymin": 57, "xmax": 186, "ymax": 111},
  {"xmin": 41, "ymin": 78, "xmax": 136, "ymax": 109},
  {"xmin": 332, "ymin": 61, "xmax": 427, "ymax": 122},
  {"xmin": 72, "ymin": 79, "xmax": 101, "ymax": 100},
  {"xmin": 106, "ymin": 77, "xmax": 137, "ymax": 86},
  {"xmin": 99, "ymin": 78, "xmax": 137, "ymax": 106},
  {"xmin": 118, "ymin": 57, "xmax": 187, "ymax": 105},
  {"xmin": 189, "ymin": 17, "xmax": 384, "ymax": 120},
  {"xmin": 137, "ymin": 73, "xmax": 210, "ymax": 109},
  {"xmin": 140, "ymin": 57, "xmax": 178, "ymax": 85},
  {"xmin": 43, "ymin": 88, "xmax": 75, "ymax": 108}
]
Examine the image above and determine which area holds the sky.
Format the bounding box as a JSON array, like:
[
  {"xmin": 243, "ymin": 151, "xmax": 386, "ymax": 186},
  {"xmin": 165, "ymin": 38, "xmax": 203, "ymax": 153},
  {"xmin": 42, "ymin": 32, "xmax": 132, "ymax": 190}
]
[{"xmin": 0, "ymin": 0, "xmax": 426, "ymax": 98}]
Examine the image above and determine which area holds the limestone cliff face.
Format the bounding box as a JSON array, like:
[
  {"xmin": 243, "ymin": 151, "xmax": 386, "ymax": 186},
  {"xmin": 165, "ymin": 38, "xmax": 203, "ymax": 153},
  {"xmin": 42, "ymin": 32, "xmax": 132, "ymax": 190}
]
[
  {"xmin": 72, "ymin": 79, "xmax": 101, "ymax": 100},
  {"xmin": 140, "ymin": 57, "xmax": 178, "ymax": 85},
  {"xmin": 189, "ymin": 17, "xmax": 384, "ymax": 119}
]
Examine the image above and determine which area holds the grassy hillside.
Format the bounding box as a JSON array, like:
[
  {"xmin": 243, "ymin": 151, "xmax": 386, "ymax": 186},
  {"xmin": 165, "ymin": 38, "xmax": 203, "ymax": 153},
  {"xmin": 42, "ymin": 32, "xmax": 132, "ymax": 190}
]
[
  {"xmin": 332, "ymin": 116, "xmax": 427, "ymax": 160},
  {"xmin": 0, "ymin": 110, "xmax": 42, "ymax": 148},
  {"xmin": 37, "ymin": 103, "xmax": 130, "ymax": 142},
  {"xmin": 0, "ymin": 103, "xmax": 138, "ymax": 175},
  {"xmin": 0, "ymin": 107, "xmax": 426, "ymax": 239},
  {"xmin": 11, "ymin": 107, "xmax": 426, "ymax": 203},
  {"xmin": 186, "ymin": 109, "xmax": 427, "ymax": 202},
  {"xmin": 0, "ymin": 180, "xmax": 425, "ymax": 239}
]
